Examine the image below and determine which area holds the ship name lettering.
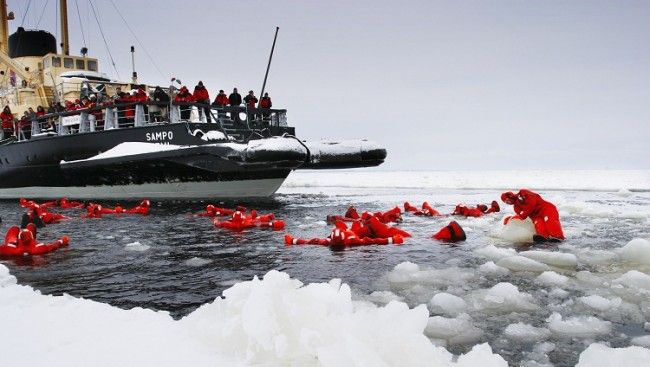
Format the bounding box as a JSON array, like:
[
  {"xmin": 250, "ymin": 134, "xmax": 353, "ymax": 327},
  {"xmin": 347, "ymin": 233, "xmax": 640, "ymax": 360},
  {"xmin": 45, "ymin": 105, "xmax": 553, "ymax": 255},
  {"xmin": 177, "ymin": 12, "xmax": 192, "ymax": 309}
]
[{"xmin": 146, "ymin": 131, "xmax": 174, "ymax": 141}]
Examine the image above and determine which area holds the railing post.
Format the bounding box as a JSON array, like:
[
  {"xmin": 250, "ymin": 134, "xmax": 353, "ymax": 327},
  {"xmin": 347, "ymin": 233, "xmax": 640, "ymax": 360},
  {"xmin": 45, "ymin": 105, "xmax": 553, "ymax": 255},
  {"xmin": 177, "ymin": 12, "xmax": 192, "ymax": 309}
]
[
  {"xmin": 89, "ymin": 114, "xmax": 96, "ymax": 132},
  {"xmin": 170, "ymin": 104, "xmax": 180, "ymax": 124},
  {"xmin": 135, "ymin": 104, "xmax": 146, "ymax": 127},
  {"xmin": 104, "ymin": 107, "xmax": 116, "ymax": 130},
  {"xmin": 57, "ymin": 116, "xmax": 69, "ymax": 135},
  {"xmin": 31, "ymin": 119, "xmax": 41, "ymax": 135},
  {"xmin": 79, "ymin": 112, "xmax": 90, "ymax": 133}
]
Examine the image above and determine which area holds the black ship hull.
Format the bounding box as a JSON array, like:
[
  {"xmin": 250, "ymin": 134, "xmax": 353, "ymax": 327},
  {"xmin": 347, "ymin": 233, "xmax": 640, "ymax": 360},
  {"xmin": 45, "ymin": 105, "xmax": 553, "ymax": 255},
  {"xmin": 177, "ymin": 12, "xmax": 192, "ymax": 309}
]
[{"xmin": 0, "ymin": 123, "xmax": 301, "ymax": 199}]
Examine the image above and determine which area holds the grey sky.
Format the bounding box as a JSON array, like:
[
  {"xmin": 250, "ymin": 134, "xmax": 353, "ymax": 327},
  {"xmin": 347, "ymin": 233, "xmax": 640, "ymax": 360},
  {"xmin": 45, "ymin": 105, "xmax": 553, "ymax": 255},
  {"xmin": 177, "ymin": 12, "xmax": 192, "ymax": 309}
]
[{"xmin": 9, "ymin": 0, "xmax": 649, "ymax": 170}]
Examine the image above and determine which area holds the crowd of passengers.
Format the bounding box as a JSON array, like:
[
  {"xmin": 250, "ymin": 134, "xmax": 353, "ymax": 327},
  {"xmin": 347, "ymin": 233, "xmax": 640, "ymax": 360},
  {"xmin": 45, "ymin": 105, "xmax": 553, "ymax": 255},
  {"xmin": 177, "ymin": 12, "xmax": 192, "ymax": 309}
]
[{"xmin": 0, "ymin": 81, "xmax": 273, "ymax": 140}]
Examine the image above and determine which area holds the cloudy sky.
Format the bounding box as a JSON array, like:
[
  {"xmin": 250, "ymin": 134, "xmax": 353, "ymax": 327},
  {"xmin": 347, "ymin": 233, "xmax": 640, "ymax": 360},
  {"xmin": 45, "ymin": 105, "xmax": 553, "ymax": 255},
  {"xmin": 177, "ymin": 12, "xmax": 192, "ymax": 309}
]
[{"xmin": 9, "ymin": 0, "xmax": 649, "ymax": 170}]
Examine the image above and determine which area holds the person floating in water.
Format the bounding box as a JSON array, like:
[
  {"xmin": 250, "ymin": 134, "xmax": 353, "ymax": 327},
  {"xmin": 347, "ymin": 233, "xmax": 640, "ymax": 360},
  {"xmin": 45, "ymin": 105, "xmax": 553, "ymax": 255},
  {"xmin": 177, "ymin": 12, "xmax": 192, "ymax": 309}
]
[
  {"xmin": 452, "ymin": 201, "xmax": 500, "ymax": 217},
  {"xmin": 404, "ymin": 201, "xmax": 441, "ymax": 216},
  {"xmin": 432, "ymin": 221, "xmax": 466, "ymax": 243},
  {"xmin": 0, "ymin": 224, "xmax": 69, "ymax": 257},
  {"xmin": 213, "ymin": 210, "xmax": 284, "ymax": 231},
  {"xmin": 501, "ymin": 189, "xmax": 564, "ymax": 242}
]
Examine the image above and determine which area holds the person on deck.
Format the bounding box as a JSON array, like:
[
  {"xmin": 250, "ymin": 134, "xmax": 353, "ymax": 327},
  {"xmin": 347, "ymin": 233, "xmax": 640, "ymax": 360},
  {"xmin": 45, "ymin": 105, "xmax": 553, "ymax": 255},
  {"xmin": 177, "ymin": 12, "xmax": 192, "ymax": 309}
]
[
  {"xmin": 213, "ymin": 90, "xmax": 229, "ymax": 107},
  {"xmin": 174, "ymin": 86, "xmax": 195, "ymax": 120},
  {"xmin": 192, "ymin": 81, "xmax": 211, "ymax": 122},
  {"xmin": 228, "ymin": 88, "xmax": 242, "ymax": 106},
  {"xmin": 151, "ymin": 86, "xmax": 170, "ymax": 122},
  {"xmin": 1, "ymin": 106, "xmax": 15, "ymax": 139},
  {"xmin": 259, "ymin": 92, "xmax": 272, "ymax": 109},
  {"xmin": 244, "ymin": 90, "xmax": 258, "ymax": 109}
]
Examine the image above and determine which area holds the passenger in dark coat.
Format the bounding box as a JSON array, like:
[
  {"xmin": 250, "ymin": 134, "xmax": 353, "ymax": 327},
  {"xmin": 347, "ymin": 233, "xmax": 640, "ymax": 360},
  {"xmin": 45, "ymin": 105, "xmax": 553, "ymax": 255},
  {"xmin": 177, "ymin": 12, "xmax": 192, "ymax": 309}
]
[{"xmin": 228, "ymin": 88, "xmax": 242, "ymax": 106}]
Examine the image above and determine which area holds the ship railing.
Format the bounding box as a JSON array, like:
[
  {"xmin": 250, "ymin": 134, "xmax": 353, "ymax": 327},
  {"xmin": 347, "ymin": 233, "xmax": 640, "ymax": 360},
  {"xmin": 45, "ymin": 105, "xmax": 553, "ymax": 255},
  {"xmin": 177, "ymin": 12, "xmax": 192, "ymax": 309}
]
[{"xmin": 13, "ymin": 101, "xmax": 288, "ymax": 142}]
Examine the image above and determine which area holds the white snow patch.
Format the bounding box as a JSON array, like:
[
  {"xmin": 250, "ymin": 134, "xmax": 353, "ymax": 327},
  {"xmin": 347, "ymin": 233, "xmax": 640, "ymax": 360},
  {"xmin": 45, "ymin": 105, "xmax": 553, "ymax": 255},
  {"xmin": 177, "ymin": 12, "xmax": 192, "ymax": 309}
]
[
  {"xmin": 0, "ymin": 265, "xmax": 509, "ymax": 366},
  {"xmin": 184, "ymin": 257, "xmax": 212, "ymax": 267},
  {"xmin": 474, "ymin": 245, "xmax": 517, "ymax": 262},
  {"xmin": 503, "ymin": 322, "xmax": 551, "ymax": 342},
  {"xmin": 430, "ymin": 293, "xmax": 468, "ymax": 316},
  {"xmin": 496, "ymin": 256, "xmax": 551, "ymax": 273},
  {"xmin": 578, "ymin": 295, "xmax": 622, "ymax": 312},
  {"xmin": 618, "ymin": 238, "xmax": 650, "ymax": 266},
  {"xmin": 471, "ymin": 282, "xmax": 538, "ymax": 313},
  {"xmin": 478, "ymin": 261, "xmax": 510, "ymax": 275},
  {"xmin": 520, "ymin": 251, "xmax": 577, "ymax": 269},
  {"xmin": 124, "ymin": 241, "xmax": 151, "ymax": 252},
  {"xmin": 496, "ymin": 217, "xmax": 535, "ymax": 243},
  {"xmin": 630, "ymin": 335, "xmax": 650, "ymax": 348},
  {"xmin": 536, "ymin": 271, "xmax": 569, "ymax": 287},
  {"xmin": 424, "ymin": 314, "xmax": 484, "ymax": 345},
  {"xmin": 546, "ymin": 313, "xmax": 611, "ymax": 338},
  {"xmin": 577, "ymin": 343, "xmax": 650, "ymax": 367}
]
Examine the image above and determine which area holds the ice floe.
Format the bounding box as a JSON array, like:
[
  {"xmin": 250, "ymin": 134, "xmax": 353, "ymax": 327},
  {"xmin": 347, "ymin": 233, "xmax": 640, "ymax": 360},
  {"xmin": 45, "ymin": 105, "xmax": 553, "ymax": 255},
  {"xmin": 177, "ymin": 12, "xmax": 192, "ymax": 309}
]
[{"xmin": 0, "ymin": 265, "xmax": 509, "ymax": 366}]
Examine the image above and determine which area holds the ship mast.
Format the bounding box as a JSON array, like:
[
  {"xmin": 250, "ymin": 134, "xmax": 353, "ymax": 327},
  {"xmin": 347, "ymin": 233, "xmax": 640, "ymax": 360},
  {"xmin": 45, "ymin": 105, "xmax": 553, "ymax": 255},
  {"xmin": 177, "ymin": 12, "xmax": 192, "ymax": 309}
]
[
  {"xmin": 60, "ymin": 0, "xmax": 70, "ymax": 55},
  {"xmin": 0, "ymin": 0, "xmax": 9, "ymax": 54}
]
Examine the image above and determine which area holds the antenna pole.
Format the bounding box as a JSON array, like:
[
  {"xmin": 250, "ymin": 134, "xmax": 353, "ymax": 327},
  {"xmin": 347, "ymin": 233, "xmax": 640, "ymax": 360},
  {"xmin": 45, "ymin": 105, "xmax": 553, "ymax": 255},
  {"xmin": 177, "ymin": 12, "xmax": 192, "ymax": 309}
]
[
  {"xmin": 0, "ymin": 0, "xmax": 8, "ymax": 54},
  {"xmin": 60, "ymin": 0, "xmax": 70, "ymax": 55},
  {"xmin": 130, "ymin": 45, "xmax": 137, "ymax": 83},
  {"xmin": 259, "ymin": 26, "xmax": 279, "ymax": 107}
]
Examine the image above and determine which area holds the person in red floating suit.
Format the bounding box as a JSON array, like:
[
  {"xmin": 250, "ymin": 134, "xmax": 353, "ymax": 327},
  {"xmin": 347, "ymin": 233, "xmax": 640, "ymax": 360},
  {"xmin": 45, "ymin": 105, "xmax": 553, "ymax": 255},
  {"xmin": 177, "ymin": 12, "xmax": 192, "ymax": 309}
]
[
  {"xmin": 57, "ymin": 198, "xmax": 85, "ymax": 209},
  {"xmin": 326, "ymin": 206, "xmax": 361, "ymax": 223},
  {"xmin": 213, "ymin": 211, "xmax": 285, "ymax": 231},
  {"xmin": 19, "ymin": 198, "xmax": 57, "ymax": 210},
  {"xmin": 404, "ymin": 201, "xmax": 441, "ymax": 216},
  {"xmin": 0, "ymin": 225, "xmax": 69, "ymax": 256},
  {"xmin": 284, "ymin": 220, "xmax": 405, "ymax": 247},
  {"xmin": 452, "ymin": 201, "xmax": 500, "ymax": 217},
  {"xmin": 501, "ymin": 189, "xmax": 564, "ymax": 242},
  {"xmin": 38, "ymin": 209, "xmax": 69, "ymax": 224},
  {"xmin": 194, "ymin": 205, "xmax": 248, "ymax": 217},
  {"xmin": 432, "ymin": 221, "xmax": 466, "ymax": 243},
  {"xmin": 83, "ymin": 200, "xmax": 150, "ymax": 218}
]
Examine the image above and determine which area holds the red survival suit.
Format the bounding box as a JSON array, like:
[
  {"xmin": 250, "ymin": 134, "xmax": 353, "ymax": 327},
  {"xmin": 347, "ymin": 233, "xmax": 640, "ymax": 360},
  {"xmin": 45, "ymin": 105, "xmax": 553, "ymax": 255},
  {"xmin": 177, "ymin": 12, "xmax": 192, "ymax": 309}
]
[
  {"xmin": 213, "ymin": 211, "xmax": 285, "ymax": 231},
  {"xmin": 84, "ymin": 200, "xmax": 150, "ymax": 218},
  {"xmin": 327, "ymin": 206, "xmax": 403, "ymax": 224},
  {"xmin": 404, "ymin": 201, "xmax": 441, "ymax": 216},
  {"xmin": 0, "ymin": 225, "xmax": 69, "ymax": 256},
  {"xmin": 501, "ymin": 189, "xmax": 564, "ymax": 241},
  {"xmin": 195, "ymin": 204, "xmax": 248, "ymax": 217},
  {"xmin": 285, "ymin": 217, "xmax": 409, "ymax": 247},
  {"xmin": 432, "ymin": 221, "xmax": 466, "ymax": 243},
  {"xmin": 452, "ymin": 201, "xmax": 500, "ymax": 217}
]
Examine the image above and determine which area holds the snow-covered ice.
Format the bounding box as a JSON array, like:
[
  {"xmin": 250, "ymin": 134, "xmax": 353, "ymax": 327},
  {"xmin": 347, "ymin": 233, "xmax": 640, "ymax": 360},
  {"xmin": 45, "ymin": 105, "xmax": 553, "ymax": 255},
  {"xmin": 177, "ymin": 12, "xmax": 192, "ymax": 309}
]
[{"xmin": 0, "ymin": 265, "xmax": 509, "ymax": 366}]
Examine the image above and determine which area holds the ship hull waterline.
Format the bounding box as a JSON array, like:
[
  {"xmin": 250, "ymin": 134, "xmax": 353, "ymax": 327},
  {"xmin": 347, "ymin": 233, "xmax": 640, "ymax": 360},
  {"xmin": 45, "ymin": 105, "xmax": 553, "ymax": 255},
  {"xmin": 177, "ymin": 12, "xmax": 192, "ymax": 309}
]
[{"xmin": 0, "ymin": 177, "xmax": 287, "ymax": 200}]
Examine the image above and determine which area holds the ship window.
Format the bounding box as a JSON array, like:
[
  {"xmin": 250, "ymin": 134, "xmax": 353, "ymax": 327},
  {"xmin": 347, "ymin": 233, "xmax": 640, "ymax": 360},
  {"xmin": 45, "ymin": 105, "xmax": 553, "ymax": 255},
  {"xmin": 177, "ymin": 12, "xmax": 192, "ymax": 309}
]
[
  {"xmin": 87, "ymin": 60, "xmax": 97, "ymax": 71},
  {"xmin": 76, "ymin": 59, "xmax": 85, "ymax": 69},
  {"xmin": 52, "ymin": 57, "xmax": 61, "ymax": 67},
  {"xmin": 64, "ymin": 58, "xmax": 74, "ymax": 68}
]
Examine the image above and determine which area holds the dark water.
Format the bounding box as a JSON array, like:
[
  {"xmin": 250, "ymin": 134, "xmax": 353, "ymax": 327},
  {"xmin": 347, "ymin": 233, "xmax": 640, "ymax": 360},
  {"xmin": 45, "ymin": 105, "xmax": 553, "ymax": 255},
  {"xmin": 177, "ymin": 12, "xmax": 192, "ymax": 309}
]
[{"xmin": 1, "ymin": 187, "xmax": 649, "ymax": 366}]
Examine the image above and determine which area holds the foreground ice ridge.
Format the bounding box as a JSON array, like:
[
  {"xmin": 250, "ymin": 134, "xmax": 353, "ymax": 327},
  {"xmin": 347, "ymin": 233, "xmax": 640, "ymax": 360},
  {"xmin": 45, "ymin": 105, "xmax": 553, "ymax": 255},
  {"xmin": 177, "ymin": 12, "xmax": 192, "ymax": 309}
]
[{"xmin": 0, "ymin": 265, "xmax": 507, "ymax": 367}]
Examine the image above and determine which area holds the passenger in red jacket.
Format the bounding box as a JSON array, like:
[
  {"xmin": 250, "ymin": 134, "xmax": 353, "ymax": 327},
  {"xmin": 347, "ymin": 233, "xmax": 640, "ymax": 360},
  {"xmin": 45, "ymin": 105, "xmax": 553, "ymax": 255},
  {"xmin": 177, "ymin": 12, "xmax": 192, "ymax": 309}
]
[
  {"xmin": 259, "ymin": 93, "xmax": 272, "ymax": 108},
  {"xmin": 1, "ymin": 105, "xmax": 14, "ymax": 138},
  {"xmin": 213, "ymin": 90, "xmax": 229, "ymax": 107},
  {"xmin": 192, "ymin": 81, "xmax": 211, "ymax": 122},
  {"xmin": 501, "ymin": 189, "xmax": 564, "ymax": 242},
  {"xmin": 174, "ymin": 86, "xmax": 195, "ymax": 120}
]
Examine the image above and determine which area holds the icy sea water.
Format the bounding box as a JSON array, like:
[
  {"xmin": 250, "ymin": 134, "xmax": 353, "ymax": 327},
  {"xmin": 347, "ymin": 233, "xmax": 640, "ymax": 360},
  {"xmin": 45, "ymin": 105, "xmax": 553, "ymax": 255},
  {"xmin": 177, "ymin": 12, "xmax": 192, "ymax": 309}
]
[{"xmin": 1, "ymin": 170, "xmax": 649, "ymax": 366}]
